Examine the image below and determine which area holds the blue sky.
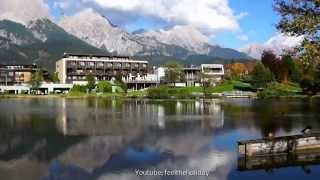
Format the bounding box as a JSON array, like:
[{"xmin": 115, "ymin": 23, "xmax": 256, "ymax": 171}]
[
  {"xmin": 46, "ymin": 0, "xmax": 280, "ymax": 50},
  {"xmin": 213, "ymin": 0, "xmax": 279, "ymax": 49}
]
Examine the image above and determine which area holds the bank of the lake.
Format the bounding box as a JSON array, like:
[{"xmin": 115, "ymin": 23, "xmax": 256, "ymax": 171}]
[{"xmin": 0, "ymin": 81, "xmax": 312, "ymax": 99}]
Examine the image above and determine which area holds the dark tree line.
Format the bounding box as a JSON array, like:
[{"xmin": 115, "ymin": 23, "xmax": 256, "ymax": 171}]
[{"xmin": 261, "ymin": 50, "xmax": 301, "ymax": 83}]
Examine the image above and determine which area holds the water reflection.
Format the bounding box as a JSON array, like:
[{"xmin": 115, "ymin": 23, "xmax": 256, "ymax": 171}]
[
  {"xmin": 0, "ymin": 99, "xmax": 227, "ymax": 180},
  {"xmin": 1, "ymin": 98, "xmax": 320, "ymax": 180},
  {"xmin": 56, "ymin": 99, "xmax": 225, "ymax": 136}
]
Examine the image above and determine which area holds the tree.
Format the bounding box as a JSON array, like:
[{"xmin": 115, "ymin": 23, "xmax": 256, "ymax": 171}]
[
  {"xmin": 30, "ymin": 70, "xmax": 44, "ymax": 89},
  {"xmin": 300, "ymin": 65, "xmax": 320, "ymax": 94},
  {"xmin": 164, "ymin": 61, "xmax": 185, "ymax": 84},
  {"xmin": 261, "ymin": 50, "xmax": 278, "ymax": 70},
  {"xmin": 251, "ymin": 62, "xmax": 274, "ymax": 88},
  {"xmin": 86, "ymin": 73, "xmax": 96, "ymax": 92},
  {"xmin": 50, "ymin": 72, "xmax": 60, "ymax": 83},
  {"xmin": 261, "ymin": 50, "xmax": 282, "ymax": 80},
  {"xmin": 281, "ymin": 55, "xmax": 301, "ymax": 83},
  {"xmin": 97, "ymin": 81, "xmax": 112, "ymax": 93},
  {"xmin": 229, "ymin": 62, "xmax": 247, "ymax": 79},
  {"xmin": 275, "ymin": 0, "xmax": 320, "ymax": 69}
]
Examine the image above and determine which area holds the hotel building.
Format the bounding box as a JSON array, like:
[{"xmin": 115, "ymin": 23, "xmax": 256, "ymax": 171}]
[
  {"xmin": 56, "ymin": 53, "xmax": 149, "ymax": 84},
  {"xmin": 0, "ymin": 64, "xmax": 41, "ymax": 85}
]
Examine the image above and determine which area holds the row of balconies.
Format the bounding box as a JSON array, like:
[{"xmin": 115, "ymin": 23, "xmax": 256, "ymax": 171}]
[
  {"xmin": 66, "ymin": 62, "xmax": 147, "ymax": 69},
  {"xmin": 66, "ymin": 70, "xmax": 147, "ymax": 76}
]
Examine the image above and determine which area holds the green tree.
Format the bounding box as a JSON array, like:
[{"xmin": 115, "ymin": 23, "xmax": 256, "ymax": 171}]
[
  {"xmin": 86, "ymin": 73, "xmax": 96, "ymax": 92},
  {"xmin": 50, "ymin": 72, "xmax": 60, "ymax": 83},
  {"xmin": 275, "ymin": 0, "xmax": 320, "ymax": 69},
  {"xmin": 30, "ymin": 70, "xmax": 44, "ymax": 89},
  {"xmin": 164, "ymin": 61, "xmax": 185, "ymax": 84},
  {"xmin": 251, "ymin": 62, "xmax": 274, "ymax": 88},
  {"xmin": 281, "ymin": 55, "xmax": 301, "ymax": 83},
  {"xmin": 300, "ymin": 65, "xmax": 320, "ymax": 94},
  {"xmin": 97, "ymin": 81, "xmax": 112, "ymax": 93}
]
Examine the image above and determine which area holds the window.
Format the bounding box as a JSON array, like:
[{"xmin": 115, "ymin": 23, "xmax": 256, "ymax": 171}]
[
  {"xmin": 107, "ymin": 63, "xmax": 113, "ymax": 67},
  {"xmin": 76, "ymin": 70, "xmax": 83, "ymax": 74}
]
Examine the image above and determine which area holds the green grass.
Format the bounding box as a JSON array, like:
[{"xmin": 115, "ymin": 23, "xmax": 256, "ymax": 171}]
[
  {"xmin": 207, "ymin": 80, "xmax": 253, "ymax": 93},
  {"xmin": 258, "ymin": 82, "xmax": 302, "ymax": 99},
  {"xmin": 127, "ymin": 90, "xmax": 148, "ymax": 98},
  {"xmin": 208, "ymin": 82, "xmax": 235, "ymax": 93}
]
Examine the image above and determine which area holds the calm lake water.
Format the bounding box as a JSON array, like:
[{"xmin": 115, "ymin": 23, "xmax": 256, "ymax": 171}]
[{"xmin": 1, "ymin": 98, "xmax": 320, "ymax": 180}]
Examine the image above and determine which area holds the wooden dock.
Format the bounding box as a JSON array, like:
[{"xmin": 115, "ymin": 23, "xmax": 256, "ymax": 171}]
[
  {"xmin": 238, "ymin": 149, "xmax": 320, "ymax": 171},
  {"xmin": 238, "ymin": 133, "xmax": 320, "ymax": 156}
]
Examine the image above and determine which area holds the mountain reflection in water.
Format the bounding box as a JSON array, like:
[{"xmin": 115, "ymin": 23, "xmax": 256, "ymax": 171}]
[{"xmin": 0, "ymin": 98, "xmax": 320, "ymax": 180}]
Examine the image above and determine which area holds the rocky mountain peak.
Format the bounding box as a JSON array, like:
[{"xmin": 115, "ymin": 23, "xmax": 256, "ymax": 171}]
[
  {"xmin": 59, "ymin": 8, "xmax": 143, "ymax": 56},
  {"xmin": 139, "ymin": 25, "xmax": 210, "ymax": 54}
]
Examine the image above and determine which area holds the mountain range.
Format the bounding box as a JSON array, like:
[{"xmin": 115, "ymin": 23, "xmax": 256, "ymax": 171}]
[{"xmin": 0, "ymin": 8, "xmax": 252, "ymax": 71}]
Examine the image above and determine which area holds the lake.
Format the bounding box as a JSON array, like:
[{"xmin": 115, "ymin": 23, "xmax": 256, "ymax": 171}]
[{"xmin": 0, "ymin": 98, "xmax": 320, "ymax": 180}]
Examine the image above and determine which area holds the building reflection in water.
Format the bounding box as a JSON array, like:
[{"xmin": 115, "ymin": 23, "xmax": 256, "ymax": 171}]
[
  {"xmin": 55, "ymin": 99, "xmax": 225, "ymax": 136},
  {"xmin": 48, "ymin": 99, "xmax": 229, "ymax": 179}
]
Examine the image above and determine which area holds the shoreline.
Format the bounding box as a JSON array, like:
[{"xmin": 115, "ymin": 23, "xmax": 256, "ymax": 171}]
[{"xmin": 0, "ymin": 94, "xmax": 317, "ymax": 100}]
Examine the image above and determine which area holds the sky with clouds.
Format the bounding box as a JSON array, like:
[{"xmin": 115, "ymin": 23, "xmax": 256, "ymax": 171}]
[{"xmin": 44, "ymin": 0, "xmax": 289, "ymax": 51}]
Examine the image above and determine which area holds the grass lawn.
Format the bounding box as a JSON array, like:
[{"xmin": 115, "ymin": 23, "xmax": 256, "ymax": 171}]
[{"xmin": 258, "ymin": 82, "xmax": 302, "ymax": 98}]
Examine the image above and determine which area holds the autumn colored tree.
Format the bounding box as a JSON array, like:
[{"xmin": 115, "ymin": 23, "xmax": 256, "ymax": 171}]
[{"xmin": 230, "ymin": 62, "xmax": 247, "ymax": 79}]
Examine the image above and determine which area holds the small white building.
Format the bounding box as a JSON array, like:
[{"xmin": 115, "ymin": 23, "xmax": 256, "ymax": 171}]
[{"xmin": 154, "ymin": 64, "xmax": 224, "ymax": 86}]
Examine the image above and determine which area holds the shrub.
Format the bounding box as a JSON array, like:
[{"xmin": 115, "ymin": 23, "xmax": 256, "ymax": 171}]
[
  {"xmin": 97, "ymin": 81, "xmax": 112, "ymax": 93},
  {"xmin": 70, "ymin": 85, "xmax": 87, "ymax": 93},
  {"xmin": 147, "ymin": 86, "xmax": 170, "ymax": 99},
  {"xmin": 114, "ymin": 80, "xmax": 127, "ymax": 93}
]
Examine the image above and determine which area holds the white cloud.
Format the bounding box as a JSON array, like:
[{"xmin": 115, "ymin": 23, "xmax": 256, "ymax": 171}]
[
  {"xmin": 240, "ymin": 33, "xmax": 304, "ymax": 59},
  {"xmin": 0, "ymin": 0, "xmax": 51, "ymax": 25},
  {"xmin": 85, "ymin": 0, "xmax": 245, "ymax": 34},
  {"xmin": 237, "ymin": 34, "xmax": 249, "ymax": 41},
  {"xmin": 236, "ymin": 12, "xmax": 249, "ymax": 19},
  {"xmin": 53, "ymin": 1, "xmax": 71, "ymax": 10}
]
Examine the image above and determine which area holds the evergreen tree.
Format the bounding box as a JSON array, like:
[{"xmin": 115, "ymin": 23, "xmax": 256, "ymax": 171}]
[
  {"xmin": 251, "ymin": 63, "xmax": 274, "ymax": 88},
  {"xmin": 86, "ymin": 73, "xmax": 96, "ymax": 92}
]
